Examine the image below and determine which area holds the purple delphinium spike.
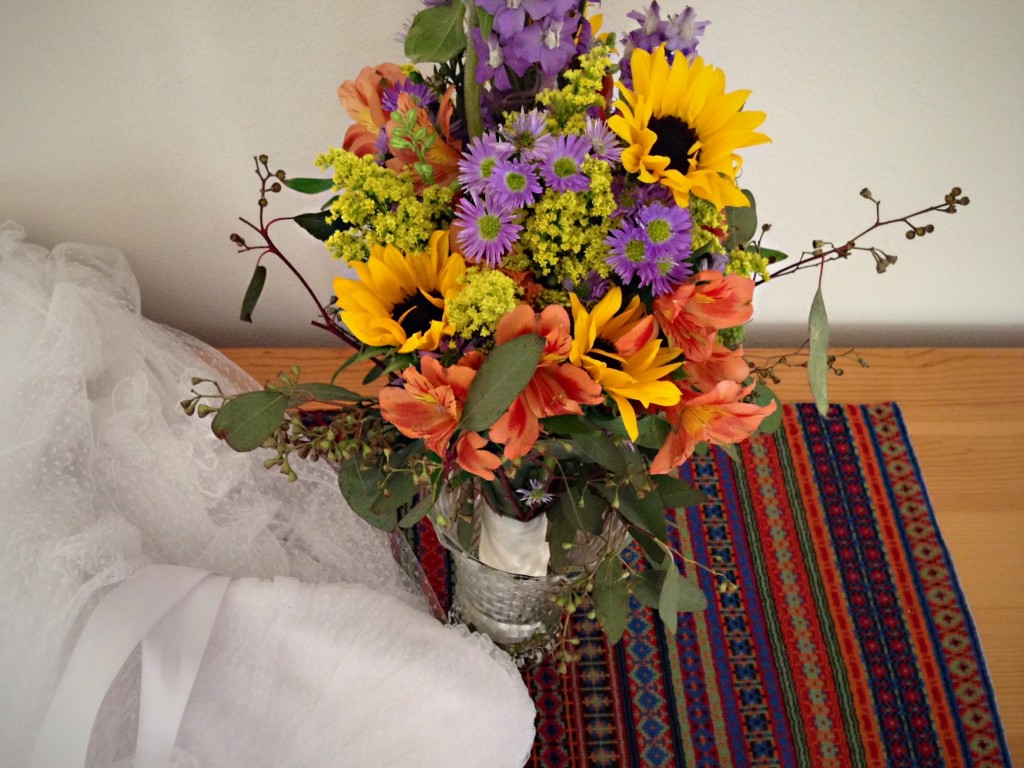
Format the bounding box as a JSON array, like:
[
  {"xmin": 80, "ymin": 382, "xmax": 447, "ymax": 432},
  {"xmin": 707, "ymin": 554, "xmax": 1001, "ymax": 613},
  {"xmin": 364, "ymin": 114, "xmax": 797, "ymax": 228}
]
[
  {"xmin": 620, "ymin": 3, "xmax": 707, "ymax": 89},
  {"xmin": 472, "ymin": 28, "xmax": 514, "ymax": 89}
]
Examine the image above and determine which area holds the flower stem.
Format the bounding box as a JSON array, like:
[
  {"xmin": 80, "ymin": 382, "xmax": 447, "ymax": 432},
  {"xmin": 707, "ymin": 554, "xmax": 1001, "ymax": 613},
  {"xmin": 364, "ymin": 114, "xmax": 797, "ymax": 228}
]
[{"xmin": 462, "ymin": 0, "xmax": 484, "ymax": 139}]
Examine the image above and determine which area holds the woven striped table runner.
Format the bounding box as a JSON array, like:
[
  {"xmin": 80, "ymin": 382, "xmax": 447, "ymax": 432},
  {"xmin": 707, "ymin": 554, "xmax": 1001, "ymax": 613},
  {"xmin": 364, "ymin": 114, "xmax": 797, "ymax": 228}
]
[{"xmin": 416, "ymin": 402, "xmax": 1010, "ymax": 767}]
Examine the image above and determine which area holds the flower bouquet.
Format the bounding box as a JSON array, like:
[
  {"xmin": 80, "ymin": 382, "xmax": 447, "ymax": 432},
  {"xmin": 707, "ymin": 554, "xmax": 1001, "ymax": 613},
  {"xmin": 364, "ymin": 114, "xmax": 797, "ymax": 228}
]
[{"xmin": 186, "ymin": 1, "xmax": 967, "ymax": 665}]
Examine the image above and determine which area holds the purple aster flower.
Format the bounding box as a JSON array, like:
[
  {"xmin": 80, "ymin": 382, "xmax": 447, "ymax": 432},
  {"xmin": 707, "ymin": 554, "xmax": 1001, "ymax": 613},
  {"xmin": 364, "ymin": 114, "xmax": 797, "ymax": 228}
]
[
  {"xmin": 634, "ymin": 202, "xmax": 692, "ymax": 259},
  {"xmin": 472, "ymin": 28, "xmax": 513, "ymax": 89},
  {"xmin": 381, "ymin": 81, "xmax": 436, "ymax": 114},
  {"xmin": 500, "ymin": 109, "xmax": 556, "ymax": 160},
  {"xmin": 489, "ymin": 158, "xmax": 542, "ymax": 209},
  {"xmin": 454, "ymin": 195, "xmax": 523, "ymax": 266},
  {"xmin": 638, "ymin": 251, "xmax": 694, "ymax": 296},
  {"xmin": 458, "ymin": 135, "xmax": 513, "ymax": 196},
  {"xmin": 604, "ymin": 221, "xmax": 650, "ymax": 285},
  {"xmin": 584, "ymin": 116, "xmax": 622, "ymax": 163},
  {"xmin": 516, "ymin": 478, "xmax": 553, "ymax": 508},
  {"xmin": 562, "ymin": 271, "xmax": 612, "ymax": 304},
  {"xmin": 539, "ymin": 133, "xmax": 591, "ymax": 193}
]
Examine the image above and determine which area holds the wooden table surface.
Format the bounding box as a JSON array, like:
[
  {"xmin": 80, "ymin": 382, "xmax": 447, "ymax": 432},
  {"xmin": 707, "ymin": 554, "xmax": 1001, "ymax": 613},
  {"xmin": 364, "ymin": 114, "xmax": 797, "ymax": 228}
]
[{"xmin": 221, "ymin": 346, "xmax": 1024, "ymax": 763}]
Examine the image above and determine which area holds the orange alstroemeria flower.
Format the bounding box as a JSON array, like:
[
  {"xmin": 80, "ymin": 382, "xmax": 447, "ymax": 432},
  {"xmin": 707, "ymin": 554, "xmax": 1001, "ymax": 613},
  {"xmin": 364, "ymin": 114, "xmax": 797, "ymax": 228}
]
[
  {"xmin": 650, "ymin": 381, "xmax": 777, "ymax": 475},
  {"xmin": 653, "ymin": 271, "xmax": 754, "ymax": 362},
  {"xmin": 683, "ymin": 343, "xmax": 751, "ymax": 393},
  {"xmin": 488, "ymin": 305, "xmax": 603, "ymax": 459},
  {"xmin": 378, "ymin": 357, "xmax": 502, "ymax": 480},
  {"xmin": 338, "ymin": 64, "xmax": 407, "ymax": 158}
]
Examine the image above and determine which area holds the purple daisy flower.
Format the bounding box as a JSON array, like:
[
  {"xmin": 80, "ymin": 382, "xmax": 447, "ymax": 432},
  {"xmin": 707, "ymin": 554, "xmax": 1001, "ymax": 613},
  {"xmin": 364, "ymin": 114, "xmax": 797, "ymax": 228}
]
[
  {"xmin": 458, "ymin": 135, "xmax": 513, "ymax": 196},
  {"xmin": 604, "ymin": 221, "xmax": 650, "ymax": 285},
  {"xmin": 539, "ymin": 133, "xmax": 591, "ymax": 193},
  {"xmin": 639, "ymin": 251, "xmax": 694, "ymax": 296},
  {"xmin": 584, "ymin": 116, "xmax": 622, "ymax": 163},
  {"xmin": 454, "ymin": 195, "xmax": 523, "ymax": 266},
  {"xmin": 562, "ymin": 271, "xmax": 612, "ymax": 304},
  {"xmin": 635, "ymin": 202, "xmax": 692, "ymax": 259},
  {"xmin": 500, "ymin": 109, "xmax": 556, "ymax": 161},
  {"xmin": 489, "ymin": 158, "xmax": 542, "ymax": 209},
  {"xmin": 381, "ymin": 81, "xmax": 436, "ymax": 114}
]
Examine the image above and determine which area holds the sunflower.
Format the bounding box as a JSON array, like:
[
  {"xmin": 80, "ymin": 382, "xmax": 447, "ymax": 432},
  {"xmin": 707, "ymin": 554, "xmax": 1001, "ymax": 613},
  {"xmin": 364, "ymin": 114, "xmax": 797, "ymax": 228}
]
[
  {"xmin": 607, "ymin": 46, "xmax": 769, "ymax": 210},
  {"xmin": 334, "ymin": 230, "xmax": 466, "ymax": 353},
  {"xmin": 569, "ymin": 286, "xmax": 683, "ymax": 440}
]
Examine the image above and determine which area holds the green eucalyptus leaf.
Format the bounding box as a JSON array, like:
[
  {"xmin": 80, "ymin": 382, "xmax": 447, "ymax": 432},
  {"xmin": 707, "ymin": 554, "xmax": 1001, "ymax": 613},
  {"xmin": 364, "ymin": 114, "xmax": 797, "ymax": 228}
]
[
  {"xmin": 404, "ymin": 2, "xmax": 467, "ymax": 63},
  {"xmin": 659, "ymin": 566, "xmax": 708, "ymax": 634},
  {"xmin": 546, "ymin": 504, "xmax": 575, "ymax": 571},
  {"xmin": 571, "ymin": 432, "xmax": 628, "ymax": 474},
  {"xmin": 752, "ymin": 381, "xmax": 783, "ymax": 434},
  {"xmin": 808, "ymin": 286, "xmax": 830, "ymax": 417},
  {"xmin": 211, "ymin": 390, "xmax": 288, "ymax": 452},
  {"xmin": 338, "ymin": 458, "xmax": 385, "ymax": 523},
  {"xmin": 334, "ymin": 345, "xmax": 392, "ymax": 378},
  {"xmin": 724, "ymin": 189, "xmax": 757, "ymax": 250},
  {"xmin": 294, "ymin": 211, "xmax": 345, "ymax": 242},
  {"xmin": 371, "ymin": 471, "xmax": 416, "ymax": 523},
  {"xmin": 398, "ymin": 493, "xmax": 434, "ymax": 529},
  {"xmin": 282, "ymin": 177, "xmax": 335, "ymax": 195},
  {"xmin": 540, "ymin": 414, "xmax": 600, "ymax": 436},
  {"xmin": 554, "ymin": 484, "xmax": 605, "ymax": 536},
  {"xmin": 290, "ymin": 383, "xmax": 367, "ymax": 405},
  {"xmin": 239, "ymin": 264, "xmax": 267, "ymax": 323},
  {"xmin": 630, "ymin": 526, "xmax": 668, "ymax": 568},
  {"xmin": 613, "ymin": 484, "xmax": 668, "ymax": 542},
  {"xmin": 593, "ymin": 557, "xmax": 630, "ymax": 645},
  {"xmin": 459, "ymin": 334, "xmax": 544, "ymax": 432},
  {"xmin": 630, "ymin": 566, "xmax": 666, "ymax": 610},
  {"xmin": 633, "ymin": 415, "xmax": 672, "ymax": 450},
  {"xmin": 390, "ymin": 438, "xmax": 425, "ymax": 469},
  {"xmin": 653, "ymin": 475, "xmax": 706, "ymax": 510}
]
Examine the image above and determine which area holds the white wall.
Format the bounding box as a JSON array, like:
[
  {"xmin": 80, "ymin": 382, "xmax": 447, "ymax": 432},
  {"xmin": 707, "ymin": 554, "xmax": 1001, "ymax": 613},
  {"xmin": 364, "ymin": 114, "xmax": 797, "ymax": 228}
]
[{"xmin": 2, "ymin": 0, "xmax": 1021, "ymax": 348}]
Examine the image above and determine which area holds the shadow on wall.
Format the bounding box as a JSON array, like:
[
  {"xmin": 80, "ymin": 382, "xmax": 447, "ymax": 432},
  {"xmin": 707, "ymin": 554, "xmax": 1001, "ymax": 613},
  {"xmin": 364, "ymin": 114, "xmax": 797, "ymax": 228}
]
[{"xmin": 745, "ymin": 324, "xmax": 1023, "ymax": 349}]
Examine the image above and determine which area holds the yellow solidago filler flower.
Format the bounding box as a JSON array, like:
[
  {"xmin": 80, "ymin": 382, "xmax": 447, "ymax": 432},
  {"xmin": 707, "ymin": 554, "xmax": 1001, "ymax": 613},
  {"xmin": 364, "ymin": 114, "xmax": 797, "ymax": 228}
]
[
  {"xmin": 689, "ymin": 195, "xmax": 727, "ymax": 256},
  {"xmin": 608, "ymin": 46, "xmax": 769, "ymax": 210},
  {"xmin": 569, "ymin": 286, "xmax": 682, "ymax": 440},
  {"xmin": 726, "ymin": 247, "xmax": 770, "ymax": 280},
  {"xmin": 537, "ymin": 39, "xmax": 616, "ymax": 134},
  {"xmin": 315, "ymin": 148, "xmax": 453, "ymax": 260},
  {"xmin": 333, "ymin": 230, "xmax": 465, "ymax": 353},
  {"xmin": 446, "ymin": 268, "xmax": 521, "ymax": 339},
  {"xmin": 517, "ymin": 158, "xmax": 615, "ymax": 286}
]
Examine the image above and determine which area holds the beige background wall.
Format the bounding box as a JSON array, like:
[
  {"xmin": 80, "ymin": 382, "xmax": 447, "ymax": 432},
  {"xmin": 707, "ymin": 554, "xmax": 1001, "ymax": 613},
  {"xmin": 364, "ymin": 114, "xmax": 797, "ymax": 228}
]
[{"xmin": 2, "ymin": 0, "xmax": 1021, "ymax": 347}]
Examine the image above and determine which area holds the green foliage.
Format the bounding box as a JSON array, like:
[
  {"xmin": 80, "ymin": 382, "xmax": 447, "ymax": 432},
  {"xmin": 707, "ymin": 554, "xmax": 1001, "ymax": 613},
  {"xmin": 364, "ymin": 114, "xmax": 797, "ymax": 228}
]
[
  {"xmin": 808, "ymin": 286, "xmax": 830, "ymax": 417},
  {"xmin": 239, "ymin": 265, "xmax": 266, "ymax": 323},
  {"xmin": 724, "ymin": 189, "xmax": 757, "ymax": 250},
  {"xmin": 211, "ymin": 391, "xmax": 288, "ymax": 452},
  {"xmin": 658, "ymin": 564, "xmax": 707, "ymax": 634},
  {"xmin": 592, "ymin": 557, "xmax": 630, "ymax": 645},
  {"xmin": 294, "ymin": 210, "xmax": 345, "ymax": 242},
  {"xmin": 282, "ymin": 177, "xmax": 335, "ymax": 195},
  {"xmin": 404, "ymin": 1, "xmax": 467, "ymax": 64},
  {"xmin": 459, "ymin": 334, "xmax": 544, "ymax": 432},
  {"xmin": 752, "ymin": 381, "xmax": 783, "ymax": 434}
]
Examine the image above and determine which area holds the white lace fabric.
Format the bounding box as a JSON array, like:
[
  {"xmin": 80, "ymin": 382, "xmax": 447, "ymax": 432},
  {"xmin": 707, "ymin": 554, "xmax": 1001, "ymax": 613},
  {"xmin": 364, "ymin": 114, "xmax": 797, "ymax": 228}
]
[{"xmin": 0, "ymin": 222, "xmax": 534, "ymax": 768}]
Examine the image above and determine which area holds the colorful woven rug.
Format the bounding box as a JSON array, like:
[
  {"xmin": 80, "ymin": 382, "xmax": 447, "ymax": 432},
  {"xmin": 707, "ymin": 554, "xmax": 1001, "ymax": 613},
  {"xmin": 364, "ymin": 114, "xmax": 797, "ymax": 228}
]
[{"xmin": 416, "ymin": 403, "xmax": 1011, "ymax": 767}]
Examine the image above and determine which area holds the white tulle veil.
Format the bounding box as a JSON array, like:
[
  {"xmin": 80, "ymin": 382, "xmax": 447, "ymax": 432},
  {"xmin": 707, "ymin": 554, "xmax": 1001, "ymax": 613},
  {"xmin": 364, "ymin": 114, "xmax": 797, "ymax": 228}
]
[{"xmin": 0, "ymin": 222, "xmax": 534, "ymax": 768}]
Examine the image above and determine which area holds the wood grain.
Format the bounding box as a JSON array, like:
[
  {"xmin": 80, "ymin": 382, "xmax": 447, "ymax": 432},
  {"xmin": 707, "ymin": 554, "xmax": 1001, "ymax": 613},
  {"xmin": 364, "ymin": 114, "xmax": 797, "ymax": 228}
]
[{"xmin": 221, "ymin": 346, "xmax": 1024, "ymax": 762}]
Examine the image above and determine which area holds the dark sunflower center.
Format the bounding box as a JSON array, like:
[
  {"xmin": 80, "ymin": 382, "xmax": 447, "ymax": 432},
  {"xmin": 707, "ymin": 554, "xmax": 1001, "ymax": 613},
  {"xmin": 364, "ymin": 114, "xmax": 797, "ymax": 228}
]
[
  {"xmin": 649, "ymin": 115, "xmax": 700, "ymax": 173},
  {"xmin": 590, "ymin": 337, "xmax": 624, "ymax": 371},
  {"xmin": 393, "ymin": 292, "xmax": 443, "ymax": 336}
]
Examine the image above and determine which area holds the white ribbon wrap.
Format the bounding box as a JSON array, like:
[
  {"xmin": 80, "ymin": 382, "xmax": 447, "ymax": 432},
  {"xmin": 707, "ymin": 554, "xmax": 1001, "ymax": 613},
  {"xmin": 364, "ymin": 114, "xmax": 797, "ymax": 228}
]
[
  {"xmin": 30, "ymin": 564, "xmax": 229, "ymax": 768},
  {"xmin": 477, "ymin": 505, "xmax": 550, "ymax": 577}
]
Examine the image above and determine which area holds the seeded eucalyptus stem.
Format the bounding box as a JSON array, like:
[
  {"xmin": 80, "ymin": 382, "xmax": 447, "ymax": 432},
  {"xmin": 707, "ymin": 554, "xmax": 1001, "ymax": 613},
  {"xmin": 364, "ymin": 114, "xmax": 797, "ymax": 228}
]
[
  {"xmin": 234, "ymin": 156, "xmax": 385, "ymax": 369},
  {"xmin": 462, "ymin": 0, "xmax": 484, "ymax": 139},
  {"xmin": 759, "ymin": 187, "xmax": 968, "ymax": 284}
]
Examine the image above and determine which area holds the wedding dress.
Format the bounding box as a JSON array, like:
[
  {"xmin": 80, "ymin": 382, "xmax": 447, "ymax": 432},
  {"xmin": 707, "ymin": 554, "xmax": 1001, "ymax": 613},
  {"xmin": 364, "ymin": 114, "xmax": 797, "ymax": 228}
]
[{"xmin": 0, "ymin": 222, "xmax": 535, "ymax": 768}]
